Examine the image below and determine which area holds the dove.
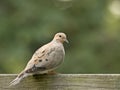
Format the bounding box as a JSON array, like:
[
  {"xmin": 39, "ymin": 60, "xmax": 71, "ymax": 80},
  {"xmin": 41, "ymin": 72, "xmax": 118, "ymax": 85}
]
[{"xmin": 10, "ymin": 32, "xmax": 68, "ymax": 86}]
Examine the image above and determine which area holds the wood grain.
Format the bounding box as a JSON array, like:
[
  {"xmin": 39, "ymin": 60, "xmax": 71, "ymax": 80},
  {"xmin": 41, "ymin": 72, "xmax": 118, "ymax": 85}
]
[{"xmin": 0, "ymin": 74, "xmax": 120, "ymax": 90}]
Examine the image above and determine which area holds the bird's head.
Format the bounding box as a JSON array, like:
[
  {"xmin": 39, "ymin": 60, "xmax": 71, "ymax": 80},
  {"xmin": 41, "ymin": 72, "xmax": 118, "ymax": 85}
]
[{"xmin": 53, "ymin": 32, "xmax": 69, "ymax": 43}]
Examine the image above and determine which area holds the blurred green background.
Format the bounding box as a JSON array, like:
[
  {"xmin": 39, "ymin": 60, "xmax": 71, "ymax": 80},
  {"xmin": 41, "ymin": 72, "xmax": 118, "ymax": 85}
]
[{"xmin": 0, "ymin": 0, "xmax": 120, "ymax": 74}]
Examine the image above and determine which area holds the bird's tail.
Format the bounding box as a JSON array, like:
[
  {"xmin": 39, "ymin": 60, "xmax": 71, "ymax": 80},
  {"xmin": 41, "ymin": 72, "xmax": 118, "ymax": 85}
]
[{"xmin": 9, "ymin": 71, "xmax": 28, "ymax": 86}]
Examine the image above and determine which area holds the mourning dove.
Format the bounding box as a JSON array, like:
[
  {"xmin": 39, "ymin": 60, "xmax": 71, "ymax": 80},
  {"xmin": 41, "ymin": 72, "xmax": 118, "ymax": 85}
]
[{"xmin": 10, "ymin": 32, "xmax": 68, "ymax": 86}]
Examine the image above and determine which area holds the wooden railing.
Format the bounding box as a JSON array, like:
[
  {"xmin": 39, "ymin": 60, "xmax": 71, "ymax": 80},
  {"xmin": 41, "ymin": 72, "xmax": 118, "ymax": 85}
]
[{"xmin": 0, "ymin": 74, "xmax": 120, "ymax": 90}]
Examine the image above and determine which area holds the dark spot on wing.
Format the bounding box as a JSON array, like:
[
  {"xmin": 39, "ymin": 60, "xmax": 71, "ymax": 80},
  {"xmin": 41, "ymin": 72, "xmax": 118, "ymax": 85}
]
[
  {"xmin": 39, "ymin": 59, "xmax": 42, "ymax": 62},
  {"xmin": 34, "ymin": 59, "xmax": 37, "ymax": 62},
  {"xmin": 42, "ymin": 50, "xmax": 45, "ymax": 53},
  {"xmin": 25, "ymin": 65, "xmax": 46, "ymax": 73},
  {"xmin": 46, "ymin": 59, "xmax": 48, "ymax": 61}
]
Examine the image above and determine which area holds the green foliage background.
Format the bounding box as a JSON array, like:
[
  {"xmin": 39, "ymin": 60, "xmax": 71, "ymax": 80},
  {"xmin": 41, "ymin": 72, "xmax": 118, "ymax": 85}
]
[{"xmin": 0, "ymin": 0, "xmax": 120, "ymax": 74}]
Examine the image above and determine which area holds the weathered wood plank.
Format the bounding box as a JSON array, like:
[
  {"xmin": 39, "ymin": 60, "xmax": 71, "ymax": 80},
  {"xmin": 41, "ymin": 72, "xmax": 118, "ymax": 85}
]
[{"xmin": 0, "ymin": 74, "xmax": 120, "ymax": 90}]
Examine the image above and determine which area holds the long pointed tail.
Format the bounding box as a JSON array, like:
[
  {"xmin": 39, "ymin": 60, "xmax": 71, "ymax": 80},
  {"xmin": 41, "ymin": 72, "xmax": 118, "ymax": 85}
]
[{"xmin": 9, "ymin": 71, "xmax": 28, "ymax": 86}]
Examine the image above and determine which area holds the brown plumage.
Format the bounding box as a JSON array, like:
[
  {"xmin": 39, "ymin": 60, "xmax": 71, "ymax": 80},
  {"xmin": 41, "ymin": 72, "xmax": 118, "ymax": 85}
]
[{"xmin": 10, "ymin": 32, "xmax": 68, "ymax": 86}]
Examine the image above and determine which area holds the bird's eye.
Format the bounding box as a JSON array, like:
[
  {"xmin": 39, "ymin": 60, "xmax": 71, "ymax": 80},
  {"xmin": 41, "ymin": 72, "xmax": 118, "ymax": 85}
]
[{"xmin": 59, "ymin": 35, "xmax": 62, "ymax": 37}]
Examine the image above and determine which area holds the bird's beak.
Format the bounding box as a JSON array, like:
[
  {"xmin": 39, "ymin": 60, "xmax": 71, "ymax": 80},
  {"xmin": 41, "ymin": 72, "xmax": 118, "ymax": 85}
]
[{"xmin": 65, "ymin": 39, "xmax": 69, "ymax": 43}]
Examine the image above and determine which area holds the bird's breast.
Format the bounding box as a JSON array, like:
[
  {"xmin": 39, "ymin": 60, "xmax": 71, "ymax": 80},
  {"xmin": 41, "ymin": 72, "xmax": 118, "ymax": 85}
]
[{"xmin": 46, "ymin": 44, "xmax": 65, "ymax": 69}]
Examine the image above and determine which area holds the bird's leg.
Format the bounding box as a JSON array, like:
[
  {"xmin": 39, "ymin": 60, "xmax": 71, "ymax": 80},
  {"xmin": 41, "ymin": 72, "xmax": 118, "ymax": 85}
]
[{"xmin": 47, "ymin": 70, "xmax": 59, "ymax": 75}]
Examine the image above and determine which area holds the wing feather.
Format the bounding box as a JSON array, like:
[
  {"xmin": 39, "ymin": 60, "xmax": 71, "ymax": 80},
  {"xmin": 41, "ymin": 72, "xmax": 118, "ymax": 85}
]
[{"xmin": 24, "ymin": 42, "xmax": 64, "ymax": 74}]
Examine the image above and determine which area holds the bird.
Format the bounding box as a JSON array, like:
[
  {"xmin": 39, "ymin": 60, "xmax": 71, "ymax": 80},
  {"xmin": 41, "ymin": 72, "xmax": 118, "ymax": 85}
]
[{"xmin": 10, "ymin": 32, "xmax": 69, "ymax": 86}]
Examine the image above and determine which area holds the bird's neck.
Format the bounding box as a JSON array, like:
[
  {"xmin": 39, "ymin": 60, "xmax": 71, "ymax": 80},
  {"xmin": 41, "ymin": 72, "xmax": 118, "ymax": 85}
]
[{"xmin": 52, "ymin": 39, "xmax": 64, "ymax": 45}]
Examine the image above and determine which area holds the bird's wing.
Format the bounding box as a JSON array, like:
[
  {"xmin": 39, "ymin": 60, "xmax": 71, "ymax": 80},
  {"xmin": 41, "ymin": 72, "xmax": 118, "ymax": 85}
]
[{"xmin": 24, "ymin": 43, "xmax": 56, "ymax": 73}]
